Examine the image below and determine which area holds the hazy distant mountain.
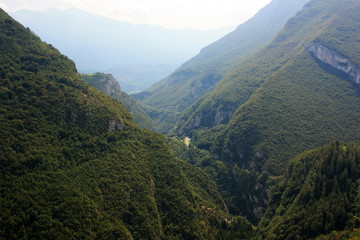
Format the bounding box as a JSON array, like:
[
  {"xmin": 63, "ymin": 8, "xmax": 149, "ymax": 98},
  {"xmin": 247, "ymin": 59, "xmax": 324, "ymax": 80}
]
[
  {"xmin": 10, "ymin": 8, "xmax": 233, "ymax": 93},
  {"xmin": 105, "ymin": 63, "xmax": 178, "ymax": 94},
  {"xmin": 133, "ymin": 0, "xmax": 310, "ymax": 133}
]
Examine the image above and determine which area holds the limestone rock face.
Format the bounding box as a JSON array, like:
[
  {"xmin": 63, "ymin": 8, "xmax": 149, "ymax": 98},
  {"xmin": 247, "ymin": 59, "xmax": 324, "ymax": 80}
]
[
  {"xmin": 214, "ymin": 106, "xmax": 237, "ymax": 126},
  {"xmin": 99, "ymin": 74, "xmax": 123, "ymax": 98},
  {"xmin": 306, "ymin": 41, "xmax": 360, "ymax": 85},
  {"xmin": 178, "ymin": 104, "xmax": 236, "ymax": 135},
  {"xmin": 82, "ymin": 73, "xmax": 154, "ymax": 129}
]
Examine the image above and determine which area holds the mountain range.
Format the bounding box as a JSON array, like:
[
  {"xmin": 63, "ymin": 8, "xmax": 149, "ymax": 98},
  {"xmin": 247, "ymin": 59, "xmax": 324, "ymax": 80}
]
[
  {"xmin": 134, "ymin": 0, "xmax": 360, "ymax": 225},
  {"xmin": 10, "ymin": 8, "xmax": 233, "ymax": 93},
  {"xmin": 133, "ymin": 0, "xmax": 310, "ymax": 133},
  {"xmin": 1, "ymin": 0, "xmax": 360, "ymax": 238}
]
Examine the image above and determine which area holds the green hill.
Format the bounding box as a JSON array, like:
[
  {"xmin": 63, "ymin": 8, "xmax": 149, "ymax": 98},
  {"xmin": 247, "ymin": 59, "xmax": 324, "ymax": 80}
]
[
  {"xmin": 81, "ymin": 73, "xmax": 154, "ymax": 129},
  {"xmin": 0, "ymin": 9, "xmax": 255, "ymax": 239},
  {"xmin": 133, "ymin": 0, "xmax": 309, "ymax": 133},
  {"xmin": 175, "ymin": 0, "xmax": 360, "ymax": 223},
  {"xmin": 213, "ymin": 0, "xmax": 360, "ymax": 175},
  {"xmin": 260, "ymin": 142, "xmax": 360, "ymax": 239}
]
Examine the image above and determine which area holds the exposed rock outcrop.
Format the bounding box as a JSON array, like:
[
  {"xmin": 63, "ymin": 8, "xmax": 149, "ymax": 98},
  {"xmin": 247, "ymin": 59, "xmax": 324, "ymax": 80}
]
[
  {"xmin": 107, "ymin": 76, "xmax": 122, "ymax": 96},
  {"xmin": 214, "ymin": 108, "xmax": 236, "ymax": 125},
  {"xmin": 178, "ymin": 105, "xmax": 237, "ymax": 135},
  {"xmin": 306, "ymin": 41, "xmax": 360, "ymax": 85},
  {"xmin": 108, "ymin": 119, "xmax": 124, "ymax": 132},
  {"xmin": 82, "ymin": 73, "xmax": 154, "ymax": 129}
]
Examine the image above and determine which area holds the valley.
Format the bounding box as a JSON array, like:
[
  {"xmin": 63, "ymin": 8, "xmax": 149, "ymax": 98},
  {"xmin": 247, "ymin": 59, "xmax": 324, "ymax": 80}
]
[
  {"xmin": 9, "ymin": 8, "xmax": 232, "ymax": 93},
  {"xmin": 1, "ymin": 0, "xmax": 360, "ymax": 239}
]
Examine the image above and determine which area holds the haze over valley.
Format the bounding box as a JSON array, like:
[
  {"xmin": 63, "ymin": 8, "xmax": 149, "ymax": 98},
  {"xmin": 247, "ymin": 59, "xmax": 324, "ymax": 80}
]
[{"xmin": 9, "ymin": 8, "xmax": 234, "ymax": 93}]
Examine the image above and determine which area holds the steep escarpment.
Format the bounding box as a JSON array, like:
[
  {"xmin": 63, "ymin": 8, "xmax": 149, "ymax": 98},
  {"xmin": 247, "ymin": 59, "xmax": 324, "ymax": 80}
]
[
  {"xmin": 86, "ymin": 73, "xmax": 122, "ymax": 98},
  {"xmin": 82, "ymin": 73, "xmax": 154, "ymax": 129},
  {"xmin": 306, "ymin": 41, "xmax": 360, "ymax": 85}
]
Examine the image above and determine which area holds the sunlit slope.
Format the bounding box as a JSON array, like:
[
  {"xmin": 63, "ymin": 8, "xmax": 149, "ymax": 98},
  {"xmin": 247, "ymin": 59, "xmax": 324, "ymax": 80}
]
[
  {"xmin": 0, "ymin": 9, "xmax": 255, "ymax": 239},
  {"xmin": 133, "ymin": 0, "xmax": 309, "ymax": 133}
]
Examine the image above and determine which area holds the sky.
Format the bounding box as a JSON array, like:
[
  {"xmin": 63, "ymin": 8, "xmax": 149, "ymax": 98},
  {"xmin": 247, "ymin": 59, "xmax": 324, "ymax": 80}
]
[{"xmin": 0, "ymin": 0, "xmax": 272, "ymax": 30}]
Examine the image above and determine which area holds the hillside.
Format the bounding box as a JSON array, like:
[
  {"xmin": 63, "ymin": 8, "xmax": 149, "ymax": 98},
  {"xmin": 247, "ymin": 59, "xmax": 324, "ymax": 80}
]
[
  {"xmin": 177, "ymin": 0, "xmax": 360, "ymax": 223},
  {"xmin": 260, "ymin": 142, "xmax": 360, "ymax": 239},
  {"xmin": 133, "ymin": 0, "xmax": 310, "ymax": 133},
  {"xmin": 10, "ymin": 8, "xmax": 232, "ymax": 93},
  {"xmin": 81, "ymin": 73, "xmax": 154, "ymax": 129},
  {"xmin": 0, "ymin": 9, "xmax": 255, "ymax": 239},
  {"xmin": 212, "ymin": 0, "xmax": 360, "ymax": 173}
]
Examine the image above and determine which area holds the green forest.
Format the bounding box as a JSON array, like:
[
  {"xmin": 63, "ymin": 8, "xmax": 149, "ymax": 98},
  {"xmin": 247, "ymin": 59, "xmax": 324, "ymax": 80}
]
[
  {"xmin": 0, "ymin": 9, "xmax": 254, "ymax": 239},
  {"xmin": 1, "ymin": 0, "xmax": 360, "ymax": 239},
  {"xmin": 171, "ymin": 0, "xmax": 360, "ymax": 225}
]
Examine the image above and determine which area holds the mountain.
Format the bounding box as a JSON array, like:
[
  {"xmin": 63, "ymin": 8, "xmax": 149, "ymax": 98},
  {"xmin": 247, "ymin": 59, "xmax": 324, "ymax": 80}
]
[
  {"xmin": 211, "ymin": 0, "xmax": 360, "ymax": 173},
  {"xmin": 133, "ymin": 0, "xmax": 310, "ymax": 133},
  {"xmin": 10, "ymin": 8, "xmax": 232, "ymax": 93},
  {"xmin": 177, "ymin": 0, "xmax": 360, "ymax": 223},
  {"xmin": 0, "ymin": 9, "xmax": 256, "ymax": 239},
  {"xmin": 81, "ymin": 73, "xmax": 154, "ymax": 129},
  {"xmin": 260, "ymin": 142, "xmax": 360, "ymax": 239}
]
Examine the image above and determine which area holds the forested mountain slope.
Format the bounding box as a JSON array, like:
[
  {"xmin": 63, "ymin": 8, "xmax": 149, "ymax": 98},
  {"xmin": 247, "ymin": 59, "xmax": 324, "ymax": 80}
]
[
  {"xmin": 176, "ymin": 0, "xmax": 360, "ymax": 224},
  {"xmin": 0, "ymin": 9, "xmax": 255, "ymax": 239},
  {"xmin": 212, "ymin": 0, "xmax": 360, "ymax": 173},
  {"xmin": 81, "ymin": 73, "xmax": 154, "ymax": 129},
  {"xmin": 260, "ymin": 142, "xmax": 360, "ymax": 239},
  {"xmin": 133, "ymin": 0, "xmax": 309, "ymax": 133}
]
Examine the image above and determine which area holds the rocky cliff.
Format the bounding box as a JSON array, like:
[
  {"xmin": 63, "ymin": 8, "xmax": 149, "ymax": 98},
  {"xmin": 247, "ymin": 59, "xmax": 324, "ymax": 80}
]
[
  {"xmin": 100, "ymin": 74, "xmax": 123, "ymax": 98},
  {"xmin": 177, "ymin": 104, "xmax": 237, "ymax": 135},
  {"xmin": 82, "ymin": 73, "xmax": 154, "ymax": 129},
  {"xmin": 306, "ymin": 41, "xmax": 360, "ymax": 85}
]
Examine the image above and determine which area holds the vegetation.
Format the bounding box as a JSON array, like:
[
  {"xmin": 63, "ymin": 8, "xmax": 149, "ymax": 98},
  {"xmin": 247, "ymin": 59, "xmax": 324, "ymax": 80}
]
[
  {"xmin": 172, "ymin": 0, "xmax": 360, "ymax": 223},
  {"xmin": 2, "ymin": 0, "xmax": 360, "ymax": 238},
  {"xmin": 81, "ymin": 72, "xmax": 154, "ymax": 129},
  {"xmin": 0, "ymin": 9, "xmax": 256, "ymax": 239},
  {"xmin": 133, "ymin": 0, "xmax": 309, "ymax": 133},
  {"xmin": 178, "ymin": 0, "xmax": 360, "ymax": 135},
  {"xmin": 260, "ymin": 142, "xmax": 360, "ymax": 240}
]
